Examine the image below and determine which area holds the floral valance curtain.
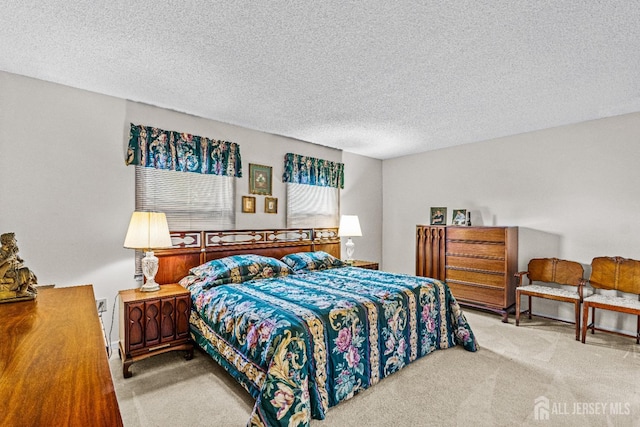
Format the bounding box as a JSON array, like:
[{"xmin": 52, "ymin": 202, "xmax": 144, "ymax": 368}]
[
  {"xmin": 282, "ymin": 152, "xmax": 344, "ymax": 189},
  {"xmin": 125, "ymin": 123, "xmax": 242, "ymax": 177}
]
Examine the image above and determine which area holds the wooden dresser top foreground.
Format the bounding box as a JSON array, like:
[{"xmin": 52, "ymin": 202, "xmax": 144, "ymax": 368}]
[{"xmin": 0, "ymin": 285, "xmax": 123, "ymax": 427}]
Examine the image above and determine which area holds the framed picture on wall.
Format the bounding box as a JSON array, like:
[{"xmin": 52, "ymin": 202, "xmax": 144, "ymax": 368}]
[
  {"xmin": 249, "ymin": 163, "xmax": 272, "ymax": 195},
  {"xmin": 452, "ymin": 209, "xmax": 467, "ymax": 225},
  {"xmin": 430, "ymin": 207, "xmax": 447, "ymax": 225},
  {"xmin": 265, "ymin": 197, "xmax": 278, "ymax": 214},
  {"xmin": 242, "ymin": 196, "xmax": 256, "ymax": 213}
]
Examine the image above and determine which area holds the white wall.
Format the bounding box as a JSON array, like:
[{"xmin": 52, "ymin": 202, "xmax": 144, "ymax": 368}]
[
  {"xmin": 340, "ymin": 152, "xmax": 383, "ymax": 263},
  {"xmin": 382, "ymin": 112, "xmax": 640, "ymax": 333},
  {"xmin": 0, "ymin": 71, "xmax": 133, "ymax": 336},
  {"xmin": 1, "ymin": 71, "xmax": 382, "ymax": 345}
]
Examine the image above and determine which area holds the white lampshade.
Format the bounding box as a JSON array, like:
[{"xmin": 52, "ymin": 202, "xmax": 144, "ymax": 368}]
[
  {"xmin": 338, "ymin": 215, "xmax": 362, "ymax": 237},
  {"xmin": 124, "ymin": 212, "xmax": 173, "ymax": 250},
  {"xmin": 338, "ymin": 215, "xmax": 362, "ymax": 263},
  {"xmin": 123, "ymin": 211, "xmax": 172, "ymax": 292}
]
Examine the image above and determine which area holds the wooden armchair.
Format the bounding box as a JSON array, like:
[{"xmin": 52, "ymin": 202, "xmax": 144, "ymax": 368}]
[
  {"xmin": 515, "ymin": 258, "xmax": 585, "ymax": 340},
  {"xmin": 581, "ymin": 256, "xmax": 640, "ymax": 344}
]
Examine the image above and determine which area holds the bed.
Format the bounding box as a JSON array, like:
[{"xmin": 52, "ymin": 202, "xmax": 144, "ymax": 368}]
[{"xmin": 155, "ymin": 228, "xmax": 477, "ymax": 427}]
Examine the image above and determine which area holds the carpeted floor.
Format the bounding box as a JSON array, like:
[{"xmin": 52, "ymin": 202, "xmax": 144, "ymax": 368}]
[{"xmin": 110, "ymin": 309, "xmax": 640, "ymax": 426}]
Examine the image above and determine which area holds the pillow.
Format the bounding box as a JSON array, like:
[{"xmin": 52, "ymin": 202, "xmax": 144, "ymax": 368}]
[
  {"xmin": 189, "ymin": 254, "xmax": 292, "ymax": 285},
  {"xmin": 178, "ymin": 274, "xmax": 201, "ymax": 289},
  {"xmin": 281, "ymin": 251, "xmax": 345, "ymax": 272}
]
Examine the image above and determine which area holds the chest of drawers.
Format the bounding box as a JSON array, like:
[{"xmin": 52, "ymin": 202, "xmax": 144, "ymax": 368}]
[{"xmin": 416, "ymin": 225, "xmax": 518, "ymax": 322}]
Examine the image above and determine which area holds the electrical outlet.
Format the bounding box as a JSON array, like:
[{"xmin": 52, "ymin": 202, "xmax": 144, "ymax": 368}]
[{"xmin": 96, "ymin": 298, "xmax": 107, "ymax": 313}]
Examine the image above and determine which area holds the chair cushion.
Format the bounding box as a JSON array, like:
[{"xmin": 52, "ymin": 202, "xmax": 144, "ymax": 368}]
[
  {"xmin": 583, "ymin": 293, "xmax": 640, "ymax": 310},
  {"xmin": 517, "ymin": 284, "xmax": 581, "ymax": 300}
]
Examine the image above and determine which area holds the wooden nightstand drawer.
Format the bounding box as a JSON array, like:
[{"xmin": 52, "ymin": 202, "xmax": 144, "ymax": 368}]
[
  {"xmin": 350, "ymin": 260, "xmax": 379, "ymax": 270},
  {"xmin": 119, "ymin": 283, "xmax": 193, "ymax": 378}
]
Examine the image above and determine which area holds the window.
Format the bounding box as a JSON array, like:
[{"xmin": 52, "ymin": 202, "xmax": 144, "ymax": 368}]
[
  {"xmin": 286, "ymin": 183, "xmax": 339, "ymax": 228},
  {"xmin": 135, "ymin": 166, "xmax": 235, "ymax": 230}
]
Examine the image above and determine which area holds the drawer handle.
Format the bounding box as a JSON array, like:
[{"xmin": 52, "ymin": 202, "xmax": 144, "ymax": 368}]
[{"xmin": 148, "ymin": 343, "xmax": 171, "ymax": 352}]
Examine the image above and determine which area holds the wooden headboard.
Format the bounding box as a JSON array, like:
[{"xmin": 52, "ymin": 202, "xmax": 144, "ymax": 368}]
[{"xmin": 154, "ymin": 227, "xmax": 340, "ymax": 285}]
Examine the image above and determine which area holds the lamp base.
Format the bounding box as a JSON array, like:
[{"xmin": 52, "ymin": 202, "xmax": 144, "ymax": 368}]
[
  {"xmin": 140, "ymin": 279, "xmax": 160, "ymax": 292},
  {"xmin": 140, "ymin": 251, "xmax": 161, "ymax": 292},
  {"xmin": 345, "ymin": 237, "xmax": 355, "ymax": 262}
]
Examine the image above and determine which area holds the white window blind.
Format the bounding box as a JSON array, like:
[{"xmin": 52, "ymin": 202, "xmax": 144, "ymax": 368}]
[
  {"xmin": 135, "ymin": 166, "xmax": 235, "ymax": 230},
  {"xmin": 286, "ymin": 183, "xmax": 339, "ymax": 228}
]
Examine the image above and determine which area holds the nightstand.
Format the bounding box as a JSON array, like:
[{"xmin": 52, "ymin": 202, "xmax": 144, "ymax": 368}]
[
  {"xmin": 350, "ymin": 260, "xmax": 379, "ymax": 270},
  {"xmin": 118, "ymin": 283, "xmax": 193, "ymax": 378}
]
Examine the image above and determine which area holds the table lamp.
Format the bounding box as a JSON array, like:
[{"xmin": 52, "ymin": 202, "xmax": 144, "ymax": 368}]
[
  {"xmin": 123, "ymin": 211, "xmax": 173, "ymax": 292},
  {"xmin": 338, "ymin": 215, "xmax": 362, "ymax": 263}
]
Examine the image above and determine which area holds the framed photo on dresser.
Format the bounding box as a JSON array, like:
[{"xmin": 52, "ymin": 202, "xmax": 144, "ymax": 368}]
[
  {"xmin": 430, "ymin": 207, "xmax": 447, "ymax": 225},
  {"xmin": 452, "ymin": 209, "xmax": 467, "ymax": 225}
]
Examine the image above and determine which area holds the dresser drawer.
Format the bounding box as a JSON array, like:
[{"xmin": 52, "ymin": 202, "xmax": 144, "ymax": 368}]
[
  {"xmin": 447, "ymin": 281, "xmax": 505, "ymax": 306},
  {"xmin": 446, "ymin": 268, "xmax": 506, "ymax": 288},
  {"xmin": 446, "ymin": 256, "xmax": 505, "ymax": 273},
  {"xmin": 446, "ymin": 227, "xmax": 506, "ymax": 242},
  {"xmin": 446, "ymin": 241, "xmax": 505, "ymax": 258}
]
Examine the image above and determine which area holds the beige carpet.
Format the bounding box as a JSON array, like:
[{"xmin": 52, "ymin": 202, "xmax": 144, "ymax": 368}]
[{"xmin": 110, "ymin": 310, "xmax": 640, "ymax": 426}]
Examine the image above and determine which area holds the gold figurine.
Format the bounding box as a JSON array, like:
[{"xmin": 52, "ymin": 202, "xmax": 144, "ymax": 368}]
[{"xmin": 0, "ymin": 233, "xmax": 38, "ymax": 302}]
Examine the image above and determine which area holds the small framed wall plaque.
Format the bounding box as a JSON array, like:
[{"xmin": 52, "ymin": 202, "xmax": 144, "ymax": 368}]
[
  {"xmin": 265, "ymin": 197, "xmax": 278, "ymax": 214},
  {"xmin": 249, "ymin": 163, "xmax": 272, "ymax": 195},
  {"xmin": 242, "ymin": 196, "xmax": 256, "ymax": 213}
]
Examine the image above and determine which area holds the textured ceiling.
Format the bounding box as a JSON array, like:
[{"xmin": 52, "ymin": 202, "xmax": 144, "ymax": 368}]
[{"xmin": 2, "ymin": 1, "xmax": 639, "ymax": 159}]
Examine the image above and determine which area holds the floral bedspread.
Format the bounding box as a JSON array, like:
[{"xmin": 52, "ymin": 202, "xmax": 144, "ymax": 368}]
[{"xmin": 185, "ymin": 267, "xmax": 477, "ymax": 427}]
